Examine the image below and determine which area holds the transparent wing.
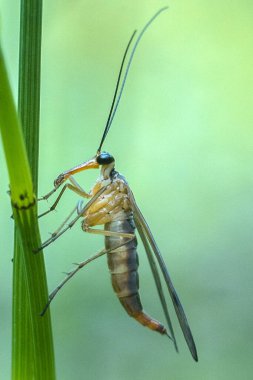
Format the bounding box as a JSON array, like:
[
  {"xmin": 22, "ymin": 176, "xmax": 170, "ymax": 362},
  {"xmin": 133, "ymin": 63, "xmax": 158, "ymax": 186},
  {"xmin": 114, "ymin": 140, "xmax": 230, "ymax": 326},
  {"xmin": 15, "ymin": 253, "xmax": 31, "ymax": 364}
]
[
  {"xmin": 128, "ymin": 187, "xmax": 198, "ymax": 362},
  {"xmin": 134, "ymin": 215, "xmax": 178, "ymax": 352}
]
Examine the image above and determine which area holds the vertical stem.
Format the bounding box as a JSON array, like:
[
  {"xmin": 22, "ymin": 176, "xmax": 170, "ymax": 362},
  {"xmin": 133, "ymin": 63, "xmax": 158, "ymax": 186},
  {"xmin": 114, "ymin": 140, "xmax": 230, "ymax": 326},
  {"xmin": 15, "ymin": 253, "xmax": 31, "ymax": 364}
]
[
  {"xmin": 18, "ymin": 0, "xmax": 42, "ymax": 189},
  {"xmin": 11, "ymin": 0, "xmax": 56, "ymax": 379}
]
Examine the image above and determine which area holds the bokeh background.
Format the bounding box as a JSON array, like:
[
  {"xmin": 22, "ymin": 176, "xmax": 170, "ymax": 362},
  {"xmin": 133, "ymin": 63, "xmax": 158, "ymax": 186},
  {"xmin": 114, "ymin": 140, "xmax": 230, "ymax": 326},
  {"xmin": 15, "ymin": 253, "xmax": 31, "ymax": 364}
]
[{"xmin": 1, "ymin": 1, "xmax": 253, "ymax": 379}]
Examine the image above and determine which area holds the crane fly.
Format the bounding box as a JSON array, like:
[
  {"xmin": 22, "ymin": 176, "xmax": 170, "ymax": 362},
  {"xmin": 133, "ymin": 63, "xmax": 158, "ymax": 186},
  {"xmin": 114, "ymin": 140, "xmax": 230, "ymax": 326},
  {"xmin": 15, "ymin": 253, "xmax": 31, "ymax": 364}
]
[{"xmin": 37, "ymin": 7, "xmax": 198, "ymax": 362}]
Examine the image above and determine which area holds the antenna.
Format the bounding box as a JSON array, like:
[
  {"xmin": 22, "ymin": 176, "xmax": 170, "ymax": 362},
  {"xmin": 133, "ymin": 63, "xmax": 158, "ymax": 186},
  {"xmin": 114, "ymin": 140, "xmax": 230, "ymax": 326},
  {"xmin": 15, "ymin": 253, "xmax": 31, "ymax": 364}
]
[
  {"xmin": 97, "ymin": 30, "xmax": 136, "ymax": 153},
  {"xmin": 97, "ymin": 6, "xmax": 168, "ymax": 152}
]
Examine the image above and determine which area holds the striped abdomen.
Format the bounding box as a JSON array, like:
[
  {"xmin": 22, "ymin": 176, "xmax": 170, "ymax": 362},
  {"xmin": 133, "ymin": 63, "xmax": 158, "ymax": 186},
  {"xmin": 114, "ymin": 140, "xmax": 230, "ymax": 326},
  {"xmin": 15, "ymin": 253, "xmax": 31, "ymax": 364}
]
[{"xmin": 105, "ymin": 216, "xmax": 167, "ymax": 335}]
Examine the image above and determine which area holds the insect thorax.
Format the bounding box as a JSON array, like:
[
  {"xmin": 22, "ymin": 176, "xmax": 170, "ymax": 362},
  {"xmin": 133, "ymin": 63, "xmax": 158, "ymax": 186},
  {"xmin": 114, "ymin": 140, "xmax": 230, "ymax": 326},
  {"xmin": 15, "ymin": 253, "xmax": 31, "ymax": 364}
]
[{"xmin": 84, "ymin": 170, "xmax": 132, "ymax": 227}]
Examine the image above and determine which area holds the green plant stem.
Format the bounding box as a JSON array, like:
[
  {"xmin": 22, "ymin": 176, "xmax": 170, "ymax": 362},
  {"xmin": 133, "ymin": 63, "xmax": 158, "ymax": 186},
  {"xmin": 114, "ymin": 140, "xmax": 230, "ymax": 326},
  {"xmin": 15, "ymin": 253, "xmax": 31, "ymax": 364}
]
[
  {"xmin": 0, "ymin": 43, "xmax": 55, "ymax": 380},
  {"xmin": 18, "ymin": 0, "xmax": 42, "ymax": 190},
  {"xmin": 0, "ymin": 0, "xmax": 55, "ymax": 378},
  {"xmin": 14, "ymin": 1, "xmax": 55, "ymax": 379}
]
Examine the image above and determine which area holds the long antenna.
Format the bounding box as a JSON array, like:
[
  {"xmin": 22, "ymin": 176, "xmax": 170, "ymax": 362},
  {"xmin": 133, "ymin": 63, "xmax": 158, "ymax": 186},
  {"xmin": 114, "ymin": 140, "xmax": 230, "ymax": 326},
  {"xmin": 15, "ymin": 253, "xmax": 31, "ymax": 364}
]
[
  {"xmin": 97, "ymin": 30, "xmax": 136, "ymax": 153},
  {"xmin": 97, "ymin": 6, "xmax": 168, "ymax": 152}
]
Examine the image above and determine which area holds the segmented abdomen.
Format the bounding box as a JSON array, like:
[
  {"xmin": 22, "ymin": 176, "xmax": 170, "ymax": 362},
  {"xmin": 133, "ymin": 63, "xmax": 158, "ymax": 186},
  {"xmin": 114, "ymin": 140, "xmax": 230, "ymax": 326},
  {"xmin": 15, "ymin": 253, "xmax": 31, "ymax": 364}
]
[{"xmin": 105, "ymin": 216, "xmax": 167, "ymax": 335}]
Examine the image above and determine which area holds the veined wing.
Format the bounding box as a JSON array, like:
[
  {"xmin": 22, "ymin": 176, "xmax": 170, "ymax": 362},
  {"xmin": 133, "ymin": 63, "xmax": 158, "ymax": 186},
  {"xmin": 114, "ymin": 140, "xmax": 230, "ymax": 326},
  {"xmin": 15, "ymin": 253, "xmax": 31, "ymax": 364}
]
[
  {"xmin": 134, "ymin": 215, "xmax": 178, "ymax": 352},
  {"xmin": 128, "ymin": 187, "xmax": 198, "ymax": 362}
]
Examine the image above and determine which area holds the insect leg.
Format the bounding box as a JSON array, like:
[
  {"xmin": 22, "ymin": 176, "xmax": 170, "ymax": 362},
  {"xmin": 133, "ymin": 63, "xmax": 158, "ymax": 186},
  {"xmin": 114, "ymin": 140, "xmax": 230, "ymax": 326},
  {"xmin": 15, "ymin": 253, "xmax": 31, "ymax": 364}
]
[
  {"xmin": 40, "ymin": 247, "xmax": 107, "ymax": 316},
  {"xmin": 38, "ymin": 184, "xmax": 69, "ymax": 218},
  {"xmin": 38, "ymin": 186, "xmax": 59, "ymax": 201},
  {"xmin": 38, "ymin": 176, "xmax": 91, "ymax": 218},
  {"xmin": 83, "ymin": 227, "xmax": 134, "ymax": 239},
  {"xmin": 36, "ymin": 186, "xmax": 108, "ymax": 252},
  {"xmin": 36, "ymin": 204, "xmax": 78, "ymax": 251},
  {"xmin": 41, "ymin": 236, "xmax": 135, "ymax": 316}
]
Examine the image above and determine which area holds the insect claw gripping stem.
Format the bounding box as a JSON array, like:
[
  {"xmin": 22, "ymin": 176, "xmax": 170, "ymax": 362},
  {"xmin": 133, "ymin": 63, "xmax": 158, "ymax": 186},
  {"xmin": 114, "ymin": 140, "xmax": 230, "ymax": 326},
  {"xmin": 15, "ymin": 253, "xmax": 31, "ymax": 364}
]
[
  {"xmin": 40, "ymin": 289, "xmax": 58, "ymax": 317},
  {"xmin": 40, "ymin": 301, "xmax": 51, "ymax": 317},
  {"xmin": 33, "ymin": 233, "xmax": 57, "ymax": 253}
]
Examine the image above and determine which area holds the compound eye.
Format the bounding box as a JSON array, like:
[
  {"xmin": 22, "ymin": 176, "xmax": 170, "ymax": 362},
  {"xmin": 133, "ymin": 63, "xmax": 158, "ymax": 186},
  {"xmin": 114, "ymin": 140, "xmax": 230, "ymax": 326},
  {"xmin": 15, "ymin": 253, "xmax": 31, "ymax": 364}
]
[{"xmin": 96, "ymin": 152, "xmax": 114, "ymax": 165}]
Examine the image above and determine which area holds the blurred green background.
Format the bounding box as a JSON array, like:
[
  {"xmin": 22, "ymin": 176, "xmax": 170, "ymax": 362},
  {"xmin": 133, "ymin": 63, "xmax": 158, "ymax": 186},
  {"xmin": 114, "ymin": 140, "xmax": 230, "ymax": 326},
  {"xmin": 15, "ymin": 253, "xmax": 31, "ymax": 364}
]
[{"xmin": 1, "ymin": 1, "xmax": 253, "ymax": 379}]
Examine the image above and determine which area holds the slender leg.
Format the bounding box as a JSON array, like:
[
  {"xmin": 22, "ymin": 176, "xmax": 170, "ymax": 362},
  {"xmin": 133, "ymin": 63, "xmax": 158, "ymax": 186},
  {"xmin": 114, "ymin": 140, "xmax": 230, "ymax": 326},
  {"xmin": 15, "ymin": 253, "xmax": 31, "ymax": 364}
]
[
  {"xmin": 38, "ymin": 176, "xmax": 91, "ymax": 218},
  {"xmin": 40, "ymin": 236, "xmax": 135, "ymax": 316},
  {"xmin": 36, "ymin": 205, "xmax": 78, "ymax": 251},
  {"xmin": 38, "ymin": 185, "xmax": 60, "ymax": 201},
  {"xmin": 35, "ymin": 186, "xmax": 108, "ymax": 252},
  {"xmin": 68, "ymin": 176, "xmax": 91, "ymax": 198},
  {"xmin": 38, "ymin": 184, "xmax": 69, "ymax": 218},
  {"xmin": 41, "ymin": 200, "xmax": 84, "ymax": 245},
  {"xmin": 84, "ymin": 226, "xmax": 134, "ymax": 239}
]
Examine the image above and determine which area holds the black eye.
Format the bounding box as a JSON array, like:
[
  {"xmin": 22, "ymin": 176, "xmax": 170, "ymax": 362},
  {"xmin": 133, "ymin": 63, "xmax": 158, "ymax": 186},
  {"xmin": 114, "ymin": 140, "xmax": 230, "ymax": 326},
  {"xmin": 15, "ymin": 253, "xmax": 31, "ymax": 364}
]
[{"xmin": 96, "ymin": 152, "xmax": 115, "ymax": 165}]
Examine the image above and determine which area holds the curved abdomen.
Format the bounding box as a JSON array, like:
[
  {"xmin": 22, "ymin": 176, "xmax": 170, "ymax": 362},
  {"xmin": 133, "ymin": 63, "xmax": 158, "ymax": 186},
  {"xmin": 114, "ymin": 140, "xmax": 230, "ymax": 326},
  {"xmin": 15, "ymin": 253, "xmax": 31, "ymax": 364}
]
[{"xmin": 105, "ymin": 217, "xmax": 167, "ymax": 335}]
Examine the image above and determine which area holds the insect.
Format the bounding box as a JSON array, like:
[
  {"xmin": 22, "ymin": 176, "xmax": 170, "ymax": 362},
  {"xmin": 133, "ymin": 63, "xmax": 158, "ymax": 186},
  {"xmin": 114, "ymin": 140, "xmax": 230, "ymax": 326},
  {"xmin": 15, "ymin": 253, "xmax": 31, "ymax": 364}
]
[{"xmin": 38, "ymin": 7, "xmax": 198, "ymax": 362}]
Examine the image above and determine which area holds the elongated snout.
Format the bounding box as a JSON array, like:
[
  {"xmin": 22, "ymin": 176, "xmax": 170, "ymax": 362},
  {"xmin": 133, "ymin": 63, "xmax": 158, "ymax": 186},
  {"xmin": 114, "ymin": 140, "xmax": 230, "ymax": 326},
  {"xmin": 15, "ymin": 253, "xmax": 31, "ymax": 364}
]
[{"xmin": 54, "ymin": 157, "xmax": 99, "ymax": 187}]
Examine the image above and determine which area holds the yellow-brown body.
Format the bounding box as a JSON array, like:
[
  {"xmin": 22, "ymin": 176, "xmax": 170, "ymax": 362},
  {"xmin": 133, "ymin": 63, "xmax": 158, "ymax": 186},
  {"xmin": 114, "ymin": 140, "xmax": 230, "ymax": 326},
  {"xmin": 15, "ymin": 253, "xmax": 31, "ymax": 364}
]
[
  {"xmin": 82, "ymin": 169, "xmax": 167, "ymax": 335},
  {"xmin": 39, "ymin": 152, "xmax": 197, "ymax": 360}
]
